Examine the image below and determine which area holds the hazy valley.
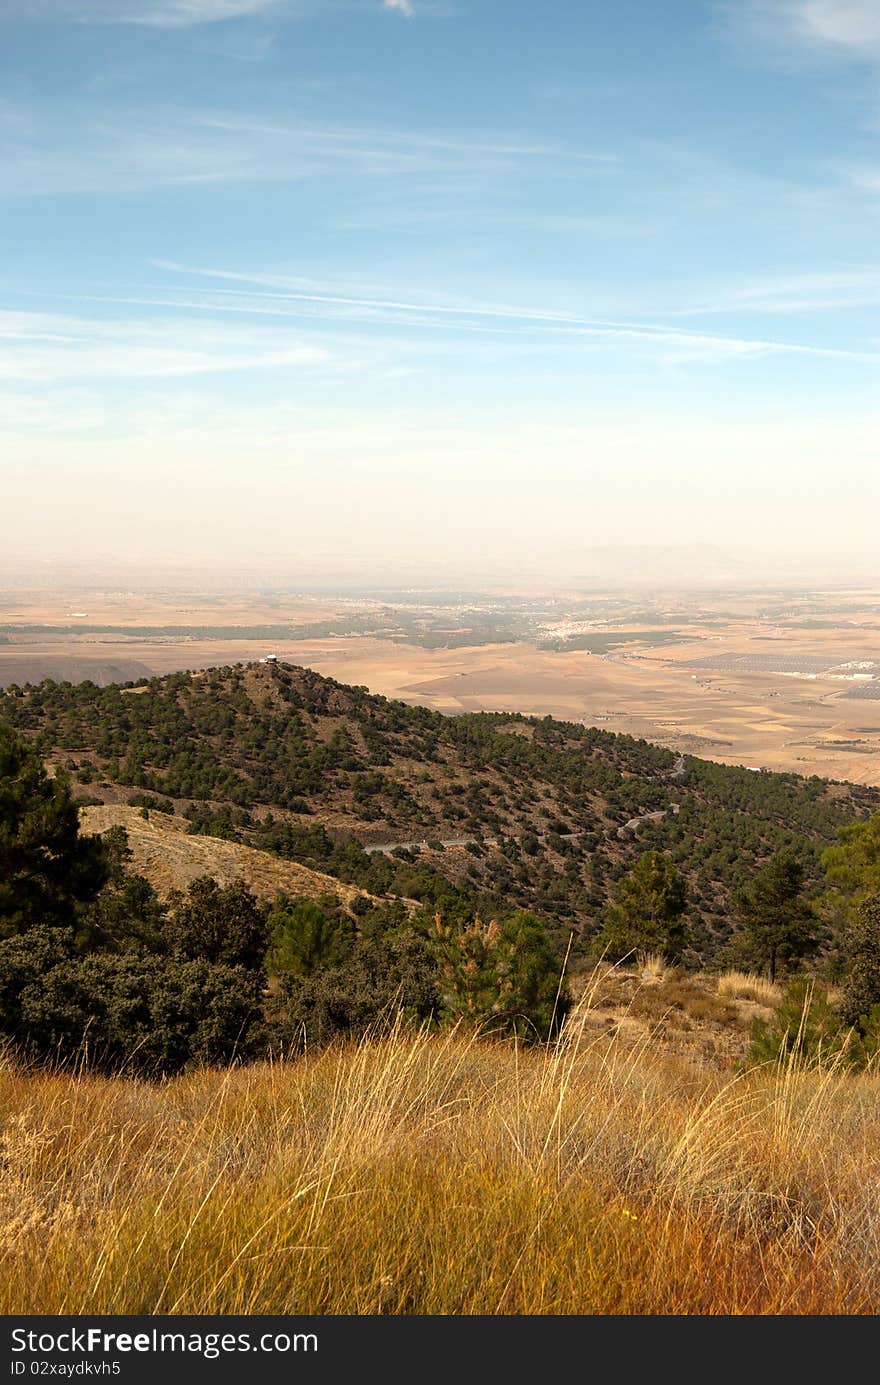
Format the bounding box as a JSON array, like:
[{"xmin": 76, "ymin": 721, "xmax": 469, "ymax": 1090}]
[{"xmin": 3, "ymin": 580, "xmax": 880, "ymax": 787}]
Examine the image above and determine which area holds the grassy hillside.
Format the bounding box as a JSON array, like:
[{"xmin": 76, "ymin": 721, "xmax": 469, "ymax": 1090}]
[
  {"xmin": 3, "ymin": 660, "xmax": 878, "ymax": 962},
  {"xmin": 2, "ymin": 1011, "xmax": 879, "ymax": 1314}
]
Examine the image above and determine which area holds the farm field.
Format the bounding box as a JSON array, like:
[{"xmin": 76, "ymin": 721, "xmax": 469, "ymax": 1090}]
[{"xmin": 2, "ymin": 583, "xmax": 880, "ymax": 785}]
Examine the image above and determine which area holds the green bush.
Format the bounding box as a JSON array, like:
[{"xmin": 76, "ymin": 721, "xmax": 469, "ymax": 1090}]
[
  {"xmin": 0, "ymin": 926, "xmax": 74, "ymax": 1033},
  {"xmin": 129, "ymin": 793, "xmax": 175, "ymax": 815},
  {"xmin": 748, "ymin": 979, "xmax": 850, "ymax": 1067},
  {"xmin": 15, "ymin": 954, "xmax": 265, "ymax": 1074},
  {"xmin": 731, "ymin": 848, "xmax": 815, "ymax": 983},
  {"xmin": 837, "ymin": 896, "xmax": 880, "ymax": 1029},
  {"xmin": 78, "ymin": 872, "xmax": 167, "ymax": 953},
  {"xmin": 272, "ymin": 932, "xmax": 438, "ymax": 1051},
  {"xmin": 0, "ymin": 723, "xmax": 106, "ymax": 937},
  {"xmin": 265, "ymin": 893, "xmax": 355, "ymax": 976},
  {"xmin": 161, "ymin": 877, "xmax": 269, "ymax": 969},
  {"xmin": 430, "ymin": 910, "xmax": 570, "ymax": 1041},
  {"xmin": 597, "ymin": 851, "xmax": 688, "ymax": 961}
]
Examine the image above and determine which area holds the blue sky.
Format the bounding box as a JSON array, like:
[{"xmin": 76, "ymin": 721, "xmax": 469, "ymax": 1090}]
[{"xmin": 2, "ymin": 0, "xmax": 879, "ymax": 578}]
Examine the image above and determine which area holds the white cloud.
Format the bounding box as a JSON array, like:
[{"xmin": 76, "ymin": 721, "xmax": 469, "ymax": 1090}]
[
  {"xmin": 129, "ymin": 0, "xmax": 280, "ymax": 24},
  {"xmin": 67, "ymin": 263, "xmax": 880, "ymax": 365},
  {"xmin": 3, "ymin": 0, "xmax": 426, "ymax": 26},
  {"xmin": 734, "ymin": 1, "xmax": 880, "ymax": 57},
  {"xmin": 3, "ymin": 0, "xmax": 291, "ymax": 27},
  {"xmin": 0, "ymin": 308, "xmax": 331, "ymax": 381},
  {"xmin": 846, "ymin": 165, "xmax": 880, "ymax": 192},
  {"xmin": 796, "ymin": 0, "xmax": 880, "ymax": 49}
]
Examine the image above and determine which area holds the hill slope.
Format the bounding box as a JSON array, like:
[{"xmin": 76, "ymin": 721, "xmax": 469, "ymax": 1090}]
[
  {"xmin": 78, "ymin": 804, "xmax": 381, "ymax": 911},
  {"xmin": 4, "ymin": 661, "xmax": 879, "ymax": 959},
  {"xmin": 2, "ymin": 1026, "xmax": 879, "ymax": 1313}
]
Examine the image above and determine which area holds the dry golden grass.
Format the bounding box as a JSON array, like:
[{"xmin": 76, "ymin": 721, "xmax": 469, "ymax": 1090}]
[
  {"xmin": 2, "ymin": 1008, "xmax": 880, "ymax": 1316},
  {"xmin": 716, "ymin": 970, "xmax": 782, "ymax": 1008},
  {"xmin": 637, "ymin": 951, "xmax": 672, "ymax": 983},
  {"xmin": 571, "ymin": 965, "xmax": 746, "ymax": 1071}
]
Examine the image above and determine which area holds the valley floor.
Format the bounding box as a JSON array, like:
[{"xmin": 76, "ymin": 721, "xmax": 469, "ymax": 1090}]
[
  {"xmin": 2, "ymin": 999, "xmax": 879, "ymax": 1315},
  {"xmin": 5, "ymin": 582, "xmax": 880, "ymax": 785}
]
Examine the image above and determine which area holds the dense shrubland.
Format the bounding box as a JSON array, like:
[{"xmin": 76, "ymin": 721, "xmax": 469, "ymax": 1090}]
[{"xmin": 0, "ymin": 723, "xmax": 568, "ymax": 1072}]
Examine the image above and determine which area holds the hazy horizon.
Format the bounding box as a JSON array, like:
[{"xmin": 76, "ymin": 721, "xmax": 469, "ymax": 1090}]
[
  {"xmin": 3, "ymin": 0, "xmax": 880, "ymax": 578},
  {"xmin": 1, "ymin": 544, "xmax": 879, "ymax": 595}
]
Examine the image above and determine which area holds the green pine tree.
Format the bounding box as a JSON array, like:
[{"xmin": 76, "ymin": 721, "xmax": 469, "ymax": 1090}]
[
  {"xmin": 598, "ymin": 851, "xmax": 688, "ymax": 961},
  {"xmin": 0, "ymin": 722, "xmax": 106, "ymax": 938}
]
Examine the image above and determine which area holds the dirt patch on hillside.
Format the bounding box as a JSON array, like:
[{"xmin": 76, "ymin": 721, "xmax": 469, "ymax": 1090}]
[
  {"xmin": 570, "ymin": 965, "xmax": 775, "ymax": 1069},
  {"xmin": 79, "ymin": 804, "xmax": 380, "ymax": 912}
]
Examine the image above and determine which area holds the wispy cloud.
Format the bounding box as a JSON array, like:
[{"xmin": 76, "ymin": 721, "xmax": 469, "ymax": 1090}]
[
  {"xmin": 0, "ymin": 308, "xmax": 331, "ymax": 381},
  {"xmin": 4, "ymin": 1, "xmax": 290, "ymax": 28},
  {"xmin": 195, "ymin": 114, "xmax": 617, "ymax": 165},
  {"xmin": 845, "ymin": 165, "xmax": 880, "ymax": 193},
  {"xmin": 150, "ymin": 259, "xmax": 585, "ymax": 323},
  {"xmin": 670, "ymin": 268, "xmax": 880, "ymax": 315},
  {"xmin": 731, "ymin": 1, "xmax": 880, "ymax": 59},
  {"xmin": 0, "ymin": 102, "xmax": 615, "ymax": 198},
  {"xmin": 788, "ymin": 0, "xmax": 880, "ymax": 51},
  {"xmin": 47, "ymin": 262, "xmax": 880, "ymax": 366},
  {"xmin": 4, "ymin": 0, "xmax": 432, "ymax": 26}
]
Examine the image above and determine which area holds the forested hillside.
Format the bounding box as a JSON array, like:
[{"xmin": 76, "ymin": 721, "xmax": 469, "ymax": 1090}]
[{"xmin": 3, "ymin": 661, "xmax": 878, "ymax": 963}]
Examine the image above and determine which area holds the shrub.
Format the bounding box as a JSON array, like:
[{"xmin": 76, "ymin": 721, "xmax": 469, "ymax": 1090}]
[
  {"xmin": 838, "ymin": 895, "xmax": 880, "ymax": 1029},
  {"xmin": 161, "ymin": 877, "xmax": 268, "ymax": 970},
  {"xmin": 748, "ymin": 979, "xmax": 849, "ymax": 1067},
  {"xmin": 0, "ymin": 723, "xmax": 106, "ymax": 937},
  {"xmin": 716, "ymin": 970, "xmax": 781, "ymax": 1008},
  {"xmin": 184, "ymin": 804, "xmax": 253, "ymax": 841},
  {"xmin": 597, "ymin": 852, "xmax": 688, "ymax": 961},
  {"xmin": 272, "ymin": 932, "xmax": 438, "ymax": 1051},
  {"xmin": 431, "ymin": 910, "xmax": 570, "ymax": 1041},
  {"xmin": 731, "ymin": 848, "xmax": 815, "ymax": 983},
  {"xmin": 15, "ymin": 954, "xmax": 265, "ymax": 1074},
  {"xmin": 0, "ymin": 926, "xmax": 74, "ymax": 1033},
  {"xmin": 265, "ymin": 893, "xmax": 355, "ymax": 976},
  {"xmin": 821, "ymin": 813, "xmax": 880, "ymax": 932},
  {"xmin": 639, "ymin": 951, "xmax": 672, "ymax": 984},
  {"xmin": 129, "ymin": 793, "xmax": 175, "ymax": 815},
  {"xmin": 78, "ymin": 872, "xmax": 166, "ymax": 953}
]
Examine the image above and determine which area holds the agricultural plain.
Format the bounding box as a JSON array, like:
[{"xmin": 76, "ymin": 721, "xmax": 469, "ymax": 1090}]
[{"xmin": 2, "ymin": 583, "xmax": 880, "ymax": 785}]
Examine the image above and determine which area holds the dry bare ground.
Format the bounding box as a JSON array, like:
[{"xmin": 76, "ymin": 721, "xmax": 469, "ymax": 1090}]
[
  {"xmin": 78, "ymin": 805, "xmax": 380, "ymax": 910},
  {"xmin": 2, "ymin": 1006, "xmax": 879, "ymax": 1315}
]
